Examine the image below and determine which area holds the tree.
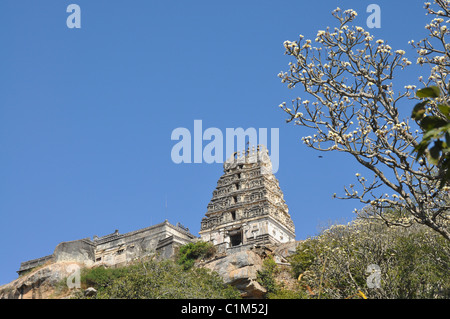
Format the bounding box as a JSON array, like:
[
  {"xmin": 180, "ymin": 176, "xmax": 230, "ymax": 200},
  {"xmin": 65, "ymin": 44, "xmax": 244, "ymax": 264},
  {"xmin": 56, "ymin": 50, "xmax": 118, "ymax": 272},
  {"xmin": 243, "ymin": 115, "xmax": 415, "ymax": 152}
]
[
  {"xmin": 277, "ymin": 3, "xmax": 450, "ymax": 240},
  {"xmin": 411, "ymin": 86, "xmax": 450, "ymax": 187},
  {"xmin": 256, "ymin": 256, "xmax": 280, "ymax": 296},
  {"xmin": 289, "ymin": 214, "xmax": 450, "ymax": 299},
  {"xmin": 409, "ymin": 1, "xmax": 450, "ymax": 186}
]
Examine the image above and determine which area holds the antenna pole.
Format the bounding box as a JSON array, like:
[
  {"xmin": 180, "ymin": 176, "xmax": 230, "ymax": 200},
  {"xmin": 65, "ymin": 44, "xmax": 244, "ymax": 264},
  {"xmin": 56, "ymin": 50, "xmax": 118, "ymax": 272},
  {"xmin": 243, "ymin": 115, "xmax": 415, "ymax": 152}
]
[{"xmin": 165, "ymin": 194, "xmax": 168, "ymax": 221}]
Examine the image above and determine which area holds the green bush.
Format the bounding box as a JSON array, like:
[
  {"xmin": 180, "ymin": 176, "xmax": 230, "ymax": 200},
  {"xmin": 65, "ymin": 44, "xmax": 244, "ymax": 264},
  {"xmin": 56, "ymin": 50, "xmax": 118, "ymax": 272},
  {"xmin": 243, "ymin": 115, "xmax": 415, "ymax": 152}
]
[
  {"xmin": 176, "ymin": 241, "xmax": 216, "ymax": 270},
  {"xmin": 256, "ymin": 256, "xmax": 309, "ymax": 299},
  {"xmin": 256, "ymin": 256, "xmax": 279, "ymax": 296},
  {"xmin": 288, "ymin": 216, "xmax": 450, "ymax": 299},
  {"xmin": 75, "ymin": 258, "xmax": 240, "ymax": 299},
  {"xmin": 255, "ymin": 212, "xmax": 449, "ymax": 299},
  {"xmin": 80, "ymin": 266, "xmax": 128, "ymax": 289}
]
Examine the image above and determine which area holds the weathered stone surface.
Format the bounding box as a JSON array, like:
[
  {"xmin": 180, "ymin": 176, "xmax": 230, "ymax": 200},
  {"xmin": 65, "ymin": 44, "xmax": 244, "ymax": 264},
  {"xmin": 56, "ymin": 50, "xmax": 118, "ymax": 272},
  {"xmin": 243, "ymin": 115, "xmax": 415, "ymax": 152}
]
[
  {"xmin": 53, "ymin": 238, "xmax": 95, "ymax": 266},
  {"xmin": 3, "ymin": 145, "xmax": 299, "ymax": 299},
  {"xmin": 199, "ymin": 145, "xmax": 295, "ymax": 253},
  {"xmin": 1, "ymin": 241, "xmax": 302, "ymax": 299},
  {"xmin": 17, "ymin": 255, "xmax": 54, "ymax": 276},
  {"xmin": 0, "ymin": 262, "xmax": 83, "ymax": 299},
  {"xmin": 200, "ymin": 250, "xmax": 266, "ymax": 298},
  {"xmin": 84, "ymin": 287, "xmax": 97, "ymax": 297},
  {"xmin": 16, "ymin": 220, "xmax": 196, "ymax": 276},
  {"xmin": 271, "ymin": 241, "xmax": 300, "ymax": 261}
]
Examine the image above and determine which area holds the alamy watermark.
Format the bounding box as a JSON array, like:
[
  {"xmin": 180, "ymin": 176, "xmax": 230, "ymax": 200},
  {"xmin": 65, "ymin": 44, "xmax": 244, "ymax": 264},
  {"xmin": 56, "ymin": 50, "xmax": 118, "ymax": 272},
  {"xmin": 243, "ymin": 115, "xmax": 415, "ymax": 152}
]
[
  {"xmin": 366, "ymin": 264, "xmax": 381, "ymax": 288},
  {"xmin": 64, "ymin": 4, "xmax": 380, "ymax": 30},
  {"xmin": 66, "ymin": 4, "xmax": 81, "ymax": 29},
  {"xmin": 170, "ymin": 120, "xmax": 280, "ymax": 173},
  {"xmin": 66, "ymin": 264, "xmax": 81, "ymax": 289},
  {"xmin": 366, "ymin": 4, "xmax": 381, "ymax": 29}
]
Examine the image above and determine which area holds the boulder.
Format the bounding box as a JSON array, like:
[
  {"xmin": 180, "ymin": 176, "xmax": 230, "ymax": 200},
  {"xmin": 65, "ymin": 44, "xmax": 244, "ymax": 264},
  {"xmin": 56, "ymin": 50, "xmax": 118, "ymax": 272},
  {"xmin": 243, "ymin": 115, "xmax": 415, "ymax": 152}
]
[
  {"xmin": 271, "ymin": 241, "xmax": 300, "ymax": 261},
  {"xmin": 53, "ymin": 238, "xmax": 95, "ymax": 267},
  {"xmin": 84, "ymin": 287, "xmax": 97, "ymax": 297},
  {"xmin": 200, "ymin": 249, "xmax": 266, "ymax": 298},
  {"xmin": 0, "ymin": 262, "xmax": 83, "ymax": 299}
]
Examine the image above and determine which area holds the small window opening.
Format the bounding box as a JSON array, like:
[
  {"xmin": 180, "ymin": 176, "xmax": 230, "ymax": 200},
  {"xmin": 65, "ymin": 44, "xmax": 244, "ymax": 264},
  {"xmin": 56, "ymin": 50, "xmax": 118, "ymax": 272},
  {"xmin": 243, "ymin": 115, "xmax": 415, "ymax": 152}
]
[{"xmin": 230, "ymin": 230, "xmax": 242, "ymax": 247}]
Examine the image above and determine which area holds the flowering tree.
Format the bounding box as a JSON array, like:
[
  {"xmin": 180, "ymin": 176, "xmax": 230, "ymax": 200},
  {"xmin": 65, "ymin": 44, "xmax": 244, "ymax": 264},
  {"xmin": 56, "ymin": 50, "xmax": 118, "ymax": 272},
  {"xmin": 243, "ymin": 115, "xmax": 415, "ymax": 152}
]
[
  {"xmin": 411, "ymin": 1, "xmax": 450, "ymax": 186},
  {"xmin": 289, "ymin": 215, "xmax": 450, "ymax": 299},
  {"xmin": 278, "ymin": 3, "xmax": 450, "ymax": 241},
  {"xmin": 412, "ymin": 86, "xmax": 450, "ymax": 188}
]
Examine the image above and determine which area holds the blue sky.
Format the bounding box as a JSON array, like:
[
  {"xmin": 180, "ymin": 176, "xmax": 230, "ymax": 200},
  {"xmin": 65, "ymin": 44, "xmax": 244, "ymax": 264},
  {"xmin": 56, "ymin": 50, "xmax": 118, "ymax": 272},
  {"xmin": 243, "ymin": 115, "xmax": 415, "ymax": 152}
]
[{"xmin": 0, "ymin": 0, "xmax": 431, "ymax": 285}]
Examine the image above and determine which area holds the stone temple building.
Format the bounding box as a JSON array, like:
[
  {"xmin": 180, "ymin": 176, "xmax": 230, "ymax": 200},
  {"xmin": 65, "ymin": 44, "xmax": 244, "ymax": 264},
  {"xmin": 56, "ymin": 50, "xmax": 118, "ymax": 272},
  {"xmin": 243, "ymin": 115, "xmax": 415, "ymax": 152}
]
[
  {"xmin": 17, "ymin": 220, "xmax": 195, "ymax": 276},
  {"xmin": 199, "ymin": 145, "xmax": 296, "ymax": 252},
  {"xmin": 16, "ymin": 145, "xmax": 295, "ymax": 276}
]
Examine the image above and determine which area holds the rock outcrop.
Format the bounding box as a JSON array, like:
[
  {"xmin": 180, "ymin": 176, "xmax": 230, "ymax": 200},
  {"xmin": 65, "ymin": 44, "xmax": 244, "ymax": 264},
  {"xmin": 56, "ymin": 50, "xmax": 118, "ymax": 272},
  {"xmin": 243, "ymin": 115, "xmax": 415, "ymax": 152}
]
[
  {"xmin": 198, "ymin": 241, "xmax": 300, "ymax": 298},
  {"xmin": 1, "ymin": 241, "xmax": 301, "ymax": 299},
  {"xmin": 199, "ymin": 249, "xmax": 267, "ymax": 298},
  {"xmin": 0, "ymin": 262, "xmax": 83, "ymax": 299}
]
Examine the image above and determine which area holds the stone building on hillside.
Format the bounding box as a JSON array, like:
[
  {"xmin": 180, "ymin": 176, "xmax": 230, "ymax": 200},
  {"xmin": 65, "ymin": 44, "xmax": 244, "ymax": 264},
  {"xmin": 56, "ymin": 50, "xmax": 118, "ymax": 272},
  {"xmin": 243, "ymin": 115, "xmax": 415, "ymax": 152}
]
[
  {"xmin": 199, "ymin": 145, "xmax": 296, "ymax": 253},
  {"xmin": 16, "ymin": 145, "xmax": 296, "ymax": 278},
  {"xmin": 17, "ymin": 220, "xmax": 195, "ymax": 276}
]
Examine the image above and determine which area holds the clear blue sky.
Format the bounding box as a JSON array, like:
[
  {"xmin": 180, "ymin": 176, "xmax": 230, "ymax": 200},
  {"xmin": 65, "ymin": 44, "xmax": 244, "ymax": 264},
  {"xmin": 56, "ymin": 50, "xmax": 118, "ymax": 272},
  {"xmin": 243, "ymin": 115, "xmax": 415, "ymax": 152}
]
[{"xmin": 0, "ymin": 0, "xmax": 431, "ymax": 285}]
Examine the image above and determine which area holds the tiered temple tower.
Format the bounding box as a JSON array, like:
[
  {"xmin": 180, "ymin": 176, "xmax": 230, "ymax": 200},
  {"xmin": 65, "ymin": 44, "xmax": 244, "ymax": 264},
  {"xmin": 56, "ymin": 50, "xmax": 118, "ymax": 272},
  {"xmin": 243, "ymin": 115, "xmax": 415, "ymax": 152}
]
[{"xmin": 199, "ymin": 145, "xmax": 295, "ymax": 252}]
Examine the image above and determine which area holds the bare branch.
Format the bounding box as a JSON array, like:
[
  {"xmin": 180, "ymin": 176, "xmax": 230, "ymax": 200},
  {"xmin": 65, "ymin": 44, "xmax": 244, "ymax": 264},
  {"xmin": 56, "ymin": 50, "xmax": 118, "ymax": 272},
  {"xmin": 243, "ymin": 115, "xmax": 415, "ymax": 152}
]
[{"xmin": 278, "ymin": 5, "xmax": 450, "ymax": 241}]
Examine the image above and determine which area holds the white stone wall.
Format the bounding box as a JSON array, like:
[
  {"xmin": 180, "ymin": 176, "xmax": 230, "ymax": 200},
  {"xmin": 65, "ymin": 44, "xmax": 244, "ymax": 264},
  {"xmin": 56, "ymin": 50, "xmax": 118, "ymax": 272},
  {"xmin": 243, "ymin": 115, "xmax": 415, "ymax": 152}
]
[
  {"xmin": 267, "ymin": 220, "xmax": 292, "ymax": 243},
  {"xmin": 92, "ymin": 221, "xmax": 195, "ymax": 267},
  {"xmin": 200, "ymin": 215, "xmax": 294, "ymax": 251}
]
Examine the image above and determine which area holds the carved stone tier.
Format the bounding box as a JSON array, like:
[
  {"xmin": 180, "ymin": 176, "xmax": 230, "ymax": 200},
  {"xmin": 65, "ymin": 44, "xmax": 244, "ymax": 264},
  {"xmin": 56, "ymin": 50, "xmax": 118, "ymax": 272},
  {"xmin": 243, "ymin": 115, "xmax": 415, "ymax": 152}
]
[{"xmin": 199, "ymin": 145, "xmax": 295, "ymax": 252}]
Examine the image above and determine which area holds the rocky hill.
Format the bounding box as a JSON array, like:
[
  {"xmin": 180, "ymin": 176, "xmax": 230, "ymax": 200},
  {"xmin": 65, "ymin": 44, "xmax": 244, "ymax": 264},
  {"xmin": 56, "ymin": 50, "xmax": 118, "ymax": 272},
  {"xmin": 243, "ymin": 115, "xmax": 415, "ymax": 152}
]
[
  {"xmin": 0, "ymin": 241, "xmax": 299, "ymax": 299},
  {"xmin": 0, "ymin": 261, "xmax": 84, "ymax": 299}
]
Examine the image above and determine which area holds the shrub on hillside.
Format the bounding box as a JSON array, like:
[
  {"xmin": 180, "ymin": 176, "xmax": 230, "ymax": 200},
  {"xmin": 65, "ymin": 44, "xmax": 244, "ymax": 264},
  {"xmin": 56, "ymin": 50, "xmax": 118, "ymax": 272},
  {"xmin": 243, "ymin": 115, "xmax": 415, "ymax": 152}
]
[
  {"xmin": 176, "ymin": 241, "xmax": 216, "ymax": 270},
  {"xmin": 75, "ymin": 258, "xmax": 240, "ymax": 299},
  {"xmin": 288, "ymin": 216, "xmax": 450, "ymax": 299}
]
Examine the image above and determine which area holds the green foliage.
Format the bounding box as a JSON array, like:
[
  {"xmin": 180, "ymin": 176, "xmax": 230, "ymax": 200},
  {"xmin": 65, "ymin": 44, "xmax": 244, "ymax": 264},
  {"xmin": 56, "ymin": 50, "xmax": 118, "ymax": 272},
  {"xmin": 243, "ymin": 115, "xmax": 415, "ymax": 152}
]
[
  {"xmin": 289, "ymin": 239, "xmax": 320, "ymax": 279},
  {"xmin": 288, "ymin": 216, "xmax": 450, "ymax": 299},
  {"xmin": 256, "ymin": 256, "xmax": 279, "ymax": 296},
  {"xmin": 386, "ymin": 230, "xmax": 450, "ymax": 298},
  {"xmin": 415, "ymin": 86, "xmax": 441, "ymax": 99},
  {"xmin": 176, "ymin": 241, "xmax": 216, "ymax": 270},
  {"xmin": 266, "ymin": 288, "xmax": 307, "ymax": 299},
  {"xmin": 412, "ymin": 86, "xmax": 450, "ymax": 187},
  {"xmin": 256, "ymin": 256, "xmax": 310, "ymax": 299},
  {"xmin": 75, "ymin": 258, "xmax": 240, "ymax": 299},
  {"xmin": 80, "ymin": 266, "xmax": 128, "ymax": 289}
]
